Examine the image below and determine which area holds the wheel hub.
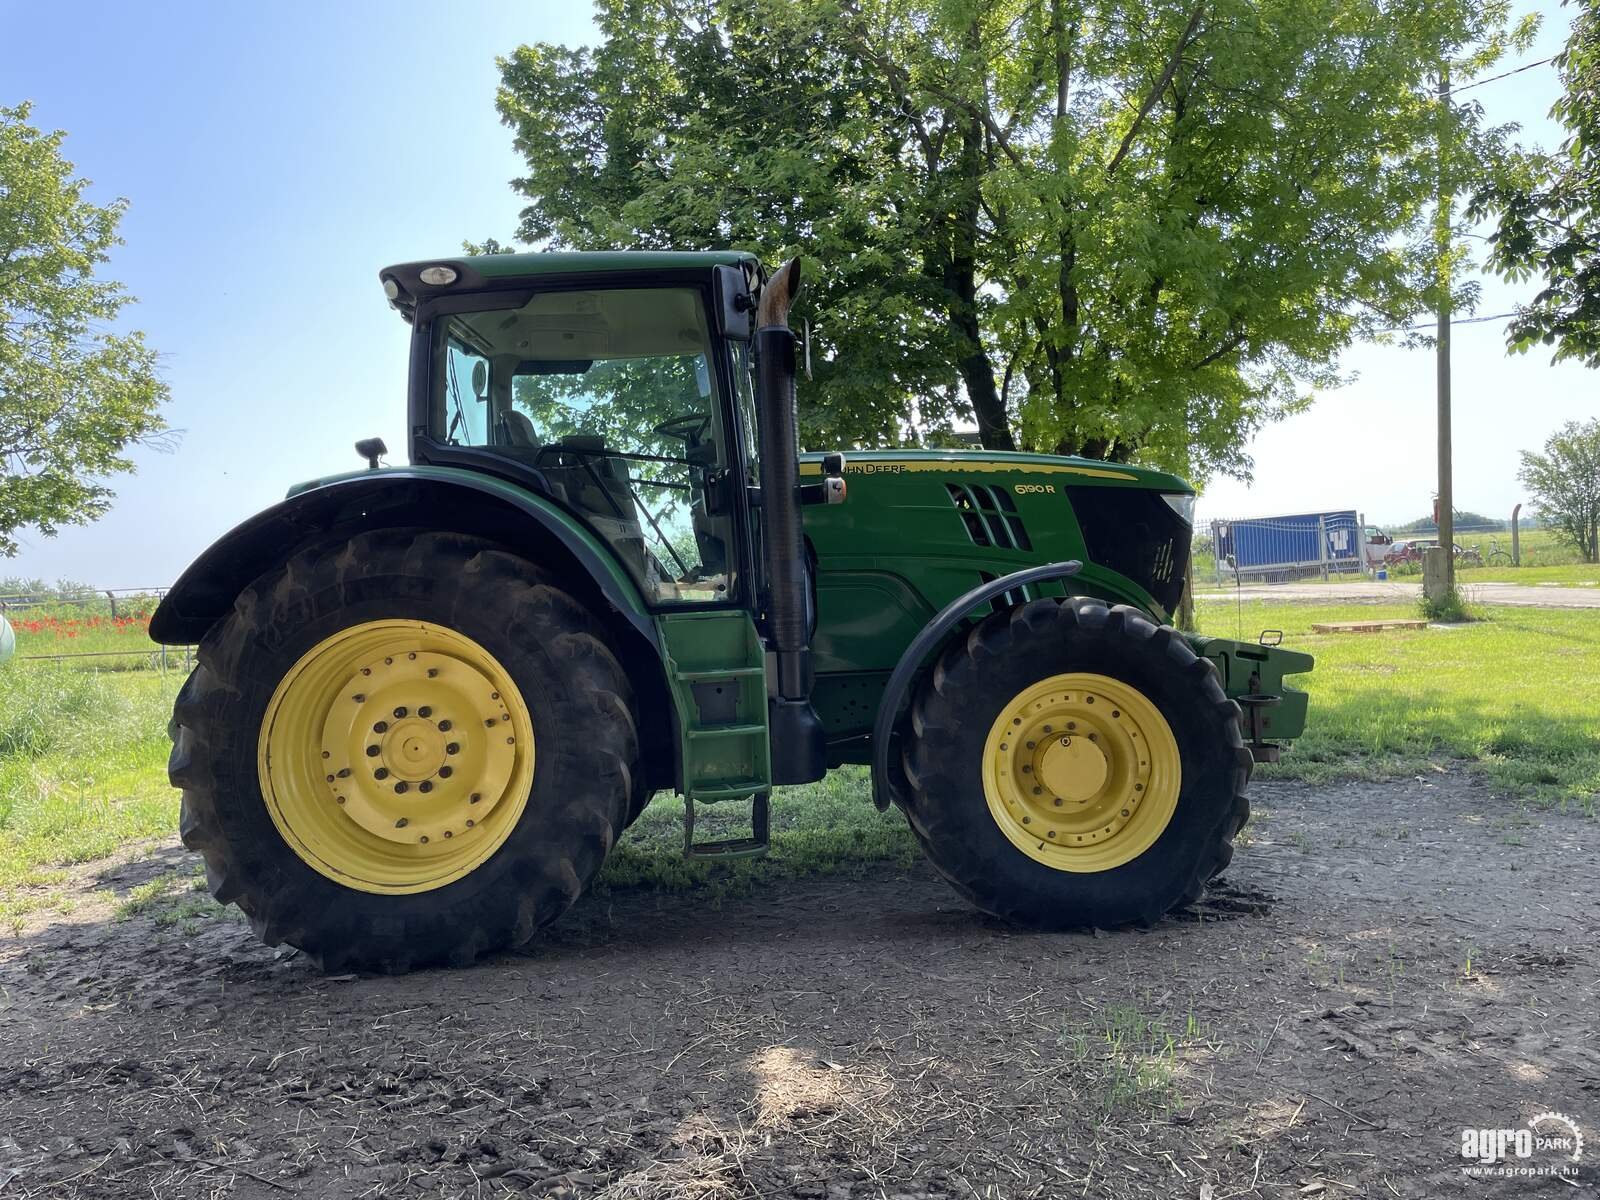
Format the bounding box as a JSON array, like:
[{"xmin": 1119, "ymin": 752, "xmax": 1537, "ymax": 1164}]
[
  {"xmin": 982, "ymin": 673, "xmax": 1181, "ymax": 872},
  {"xmin": 1037, "ymin": 734, "xmax": 1107, "ymax": 802}
]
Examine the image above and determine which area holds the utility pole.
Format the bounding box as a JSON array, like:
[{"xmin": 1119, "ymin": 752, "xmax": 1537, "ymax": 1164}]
[{"xmin": 1433, "ymin": 65, "xmax": 1455, "ymax": 597}]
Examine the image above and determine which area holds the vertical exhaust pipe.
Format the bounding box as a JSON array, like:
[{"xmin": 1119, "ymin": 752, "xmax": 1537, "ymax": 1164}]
[
  {"xmin": 755, "ymin": 257, "xmax": 809, "ymax": 700},
  {"xmin": 754, "ymin": 257, "xmax": 826, "ymax": 783}
]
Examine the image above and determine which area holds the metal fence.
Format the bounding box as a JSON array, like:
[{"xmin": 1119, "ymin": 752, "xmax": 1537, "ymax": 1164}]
[{"xmin": 2, "ymin": 586, "xmax": 193, "ymax": 671}]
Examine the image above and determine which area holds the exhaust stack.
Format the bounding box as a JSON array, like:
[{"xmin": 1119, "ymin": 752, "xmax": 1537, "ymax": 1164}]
[{"xmin": 754, "ymin": 257, "xmax": 826, "ymax": 782}]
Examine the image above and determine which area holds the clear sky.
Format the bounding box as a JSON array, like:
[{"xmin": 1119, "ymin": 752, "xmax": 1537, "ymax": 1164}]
[{"xmin": 2, "ymin": 1, "xmax": 1592, "ymax": 586}]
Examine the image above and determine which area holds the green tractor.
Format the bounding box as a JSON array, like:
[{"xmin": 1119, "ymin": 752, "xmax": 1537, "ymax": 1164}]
[{"xmin": 151, "ymin": 251, "xmax": 1312, "ymax": 972}]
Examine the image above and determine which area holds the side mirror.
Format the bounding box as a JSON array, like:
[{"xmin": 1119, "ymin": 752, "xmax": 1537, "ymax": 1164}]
[
  {"xmin": 355, "ymin": 437, "xmax": 388, "ymax": 470},
  {"xmin": 471, "ymin": 359, "xmax": 488, "ymax": 399},
  {"xmin": 713, "ymin": 264, "xmax": 753, "ymax": 342}
]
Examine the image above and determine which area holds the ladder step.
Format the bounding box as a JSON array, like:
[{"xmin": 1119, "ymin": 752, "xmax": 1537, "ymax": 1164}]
[
  {"xmin": 688, "ymin": 778, "xmax": 768, "ymax": 801},
  {"xmin": 674, "ymin": 667, "xmax": 765, "ymax": 682},
  {"xmin": 684, "ymin": 791, "xmax": 769, "ymax": 860},
  {"xmin": 684, "ymin": 722, "xmax": 765, "ymax": 740}
]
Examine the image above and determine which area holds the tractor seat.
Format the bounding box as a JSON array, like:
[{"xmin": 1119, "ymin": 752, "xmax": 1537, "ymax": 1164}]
[{"xmin": 499, "ymin": 410, "xmax": 541, "ymax": 449}]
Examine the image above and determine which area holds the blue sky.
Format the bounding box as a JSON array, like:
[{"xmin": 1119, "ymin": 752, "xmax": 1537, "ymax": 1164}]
[{"xmin": 2, "ymin": 1, "xmax": 1592, "ymax": 585}]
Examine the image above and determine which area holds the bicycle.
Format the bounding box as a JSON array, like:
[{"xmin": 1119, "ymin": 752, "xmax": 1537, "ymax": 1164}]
[{"xmin": 1484, "ymin": 537, "xmax": 1512, "ymax": 567}]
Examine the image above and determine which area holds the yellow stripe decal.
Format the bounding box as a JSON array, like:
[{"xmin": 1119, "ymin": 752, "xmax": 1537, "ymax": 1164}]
[{"xmin": 798, "ymin": 459, "xmax": 1138, "ymax": 481}]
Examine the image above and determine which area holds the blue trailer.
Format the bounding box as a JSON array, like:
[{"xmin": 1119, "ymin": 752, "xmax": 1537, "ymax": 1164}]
[{"xmin": 1211, "ymin": 510, "xmax": 1365, "ymax": 581}]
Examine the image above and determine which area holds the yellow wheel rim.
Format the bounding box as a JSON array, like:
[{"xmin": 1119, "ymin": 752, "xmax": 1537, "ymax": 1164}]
[
  {"xmin": 257, "ymin": 620, "xmax": 534, "ymax": 895},
  {"xmin": 981, "ymin": 672, "xmax": 1180, "ymax": 873}
]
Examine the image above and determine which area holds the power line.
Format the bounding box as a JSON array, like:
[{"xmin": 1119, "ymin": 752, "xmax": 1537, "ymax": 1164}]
[
  {"xmin": 1446, "ymin": 57, "xmax": 1555, "ymax": 95},
  {"xmin": 1382, "ymin": 310, "xmax": 1519, "ymax": 333}
]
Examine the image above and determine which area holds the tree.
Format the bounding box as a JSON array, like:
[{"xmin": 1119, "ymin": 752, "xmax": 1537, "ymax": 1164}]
[
  {"xmin": 1518, "ymin": 418, "xmax": 1600, "ymax": 562},
  {"xmin": 493, "ymin": 0, "xmax": 1530, "ymax": 481},
  {"xmin": 0, "ymin": 102, "xmax": 170, "ymax": 555},
  {"xmin": 1473, "ymin": 0, "xmax": 1600, "ymax": 366}
]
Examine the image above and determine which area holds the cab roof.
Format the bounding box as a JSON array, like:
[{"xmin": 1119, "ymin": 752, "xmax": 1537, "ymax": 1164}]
[{"xmin": 380, "ymin": 250, "xmax": 760, "ymax": 311}]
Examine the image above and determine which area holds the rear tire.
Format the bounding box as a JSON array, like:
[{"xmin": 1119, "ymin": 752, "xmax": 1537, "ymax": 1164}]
[
  {"xmin": 170, "ymin": 530, "xmax": 638, "ymax": 972},
  {"xmin": 902, "ymin": 598, "xmax": 1251, "ymax": 929}
]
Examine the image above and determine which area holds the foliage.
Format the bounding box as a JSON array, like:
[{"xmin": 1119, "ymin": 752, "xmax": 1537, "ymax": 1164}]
[
  {"xmin": 492, "ymin": 0, "xmax": 1532, "ymax": 482},
  {"xmin": 0, "ymin": 103, "xmax": 171, "ymax": 555},
  {"xmin": 1417, "ymin": 584, "xmax": 1481, "ymax": 623},
  {"xmin": 1391, "ymin": 509, "xmax": 1508, "ymax": 533},
  {"xmin": 1518, "ymin": 417, "xmax": 1600, "ymax": 561},
  {"xmin": 1473, "ymin": 0, "xmax": 1600, "ymax": 365}
]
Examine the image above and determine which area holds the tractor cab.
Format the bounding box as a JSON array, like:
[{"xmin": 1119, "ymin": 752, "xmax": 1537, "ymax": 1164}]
[{"xmin": 387, "ymin": 256, "xmax": 769, "ymax": 610}]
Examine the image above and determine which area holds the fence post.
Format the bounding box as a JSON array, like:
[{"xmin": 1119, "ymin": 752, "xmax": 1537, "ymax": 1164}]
[
  {"xmin": 1317, "ymin": 514, "xmax": 1329, "ymax": 580},
  {"xmin": 1511, "ymin": 503, "xmax": 1522, "ymax": 567},
  {"xmin": 106, "ymin": 590, "xmax": 117, "ymax": 619}
]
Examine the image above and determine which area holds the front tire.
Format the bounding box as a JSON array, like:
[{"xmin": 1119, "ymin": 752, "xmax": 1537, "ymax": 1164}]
[
  {"xmin": 902, "ymin": 598, "xmax": 1251, "ymax": 929},
  {"xmin": 170, "ymin": 530, "xmax": 639, "ymax": 972}
]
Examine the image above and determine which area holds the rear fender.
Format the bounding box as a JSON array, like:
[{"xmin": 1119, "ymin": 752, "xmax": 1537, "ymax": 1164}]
[{"xmin": 151, "ymin": 468, "xmax": 678, "ymax": 789}]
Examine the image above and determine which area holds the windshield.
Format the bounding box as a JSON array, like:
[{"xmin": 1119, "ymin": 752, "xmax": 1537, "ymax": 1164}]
[{"xmin": 427, "ymin": 286, "xmax": 737, "ymax": 606}]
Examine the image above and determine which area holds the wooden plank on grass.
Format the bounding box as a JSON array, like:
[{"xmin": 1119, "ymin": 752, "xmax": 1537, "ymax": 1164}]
[{"xmin": 1310, "ymin": 619, "xmax": 1428, "ymax": 633}]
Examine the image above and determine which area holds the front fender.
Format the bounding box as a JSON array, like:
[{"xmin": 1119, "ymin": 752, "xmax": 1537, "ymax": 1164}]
[
  {"xmin": 150, "ymin": 467, "xmax": 655, "ymax": 647},
  {"xmin": 869, "ymin": 560, "xmax": 1084, "ymax": 812}
]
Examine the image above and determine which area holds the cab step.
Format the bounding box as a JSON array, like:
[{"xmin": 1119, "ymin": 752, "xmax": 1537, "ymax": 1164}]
[{"xmin": 684, "ymin": 791, "xmax": 769, "ymax": 860}]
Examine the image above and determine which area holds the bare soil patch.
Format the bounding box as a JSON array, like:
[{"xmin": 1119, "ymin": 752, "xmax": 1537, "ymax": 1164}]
[{"xmin": 1, "ymin": 775, "xmax": 1595, "ymax": 1198}]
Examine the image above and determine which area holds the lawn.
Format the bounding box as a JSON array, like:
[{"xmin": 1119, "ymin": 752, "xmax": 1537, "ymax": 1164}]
[
  {"xmin": 1, "ymin": 598, "xmax": 1595, "ymax": 926},
  {"xmin": 1196, "ymin": 598, "xmax": 1600, "ymax": 809}
]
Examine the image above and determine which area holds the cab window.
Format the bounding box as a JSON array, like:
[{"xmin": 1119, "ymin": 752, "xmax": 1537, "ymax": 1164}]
[{"xmin": 429, "ymin": 287, "xmax": 736, "ymax": 605}]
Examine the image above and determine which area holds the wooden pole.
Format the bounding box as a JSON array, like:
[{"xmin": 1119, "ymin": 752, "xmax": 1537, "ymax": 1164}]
[{"xmin": 1434, "ymin": 66, "xmax": 1455, "ymax": 598}]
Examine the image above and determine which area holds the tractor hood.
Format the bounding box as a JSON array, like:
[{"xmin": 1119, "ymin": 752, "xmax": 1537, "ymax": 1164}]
[{"xmin": 798, "ymin": 449, "xmax": 1193, "ymax": 495}]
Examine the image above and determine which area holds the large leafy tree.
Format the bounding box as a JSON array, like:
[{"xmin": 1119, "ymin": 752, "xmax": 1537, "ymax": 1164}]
[
  {"xmin": 1518, "ymin": 418, "xmax": 1600, "ymax": 561},
  {"xmin": 1474, "ymin": 0, "xmax": 1600, "ymax": 365},
  {"xmin": 494, "ymin": 0, "xmax": 1528, "ymax": 480},
  {"xmin": 0, "ymin": 103, "xmax": 170, "ymax": 555}
]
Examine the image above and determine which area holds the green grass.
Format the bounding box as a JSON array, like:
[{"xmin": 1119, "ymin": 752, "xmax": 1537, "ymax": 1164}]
[
  {"xmin": 0, "ymin": 664, "xmax": 182, "ymax": 903},
  {"xmin": 1197, "ymin": 598, "xmax": 1600, "ymax": 810}
]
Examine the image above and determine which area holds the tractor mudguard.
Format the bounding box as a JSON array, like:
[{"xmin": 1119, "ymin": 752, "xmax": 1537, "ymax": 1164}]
[
  {"xmin": 150, "ymin": 466, "xmax": 657, "ymax": 649},
  {"xmin": 869, "ymin": 560, "xmax": 1085, "ymax": 812}
]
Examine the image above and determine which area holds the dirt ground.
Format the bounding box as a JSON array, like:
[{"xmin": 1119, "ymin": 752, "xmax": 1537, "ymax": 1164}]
[{"xmin": 1, "ymin": 775, "xmax": 1595, "ymax": 1199}]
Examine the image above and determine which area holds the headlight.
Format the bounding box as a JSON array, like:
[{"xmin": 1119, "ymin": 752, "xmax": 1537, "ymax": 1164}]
[{"xmin": 1160, "ymin": 492, "xmax": 1196, "ymax": 526}]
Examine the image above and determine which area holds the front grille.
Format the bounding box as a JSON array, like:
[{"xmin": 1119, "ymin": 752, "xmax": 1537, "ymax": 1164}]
[
  {"xmin": 1063, "ymin": 485, "xmax": 1188, "ymax": 616},
  {"xmin": 946, "ymin": 484, "xmax": 1033, "ymax": 551}
]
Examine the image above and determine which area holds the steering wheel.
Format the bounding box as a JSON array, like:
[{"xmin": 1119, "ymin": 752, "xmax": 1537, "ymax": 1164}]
[{"xmin": 653, "ymin": 411, "xmax": 712, "ymax": 442}]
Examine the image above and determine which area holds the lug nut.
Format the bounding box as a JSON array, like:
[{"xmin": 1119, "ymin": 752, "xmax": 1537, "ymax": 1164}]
[
  {"xmin": 395, "ymin": 817, "xmax": 408, "ymax": 828},
  {"xmin": 375, "ymin": 767, "xmax": 389, "ymax": 780},
  {"xmin": 419, "ymin": 781, "xmax": 433, "ymax": 794},
  {"xmin": 338, "ymin": 767, "xmax": 351, "ymax": 778},
  {"xmin": 374, "ymin": 720, "xmax": 389, "ymax": 733},
  {"xmin": 395, "ymin": 781, "xmax": 409, "ymax": 794},
  {"xmin": 394, "ymin": 706, "xmax": 408, "ymax": 718},
  {"xmin": 427, "ymin": 667, "xmax": 439, "ymax": 678},
  {"xmin": 418, "ymin": 706, "xmax": 432, "ymax": 718},
  {"xmin": 446, "ymin": 742, "xmax": 459, "ymax": 755},
  {"xmin": 469, "ymin": 793, "xmax": 482, "ymax": 804},
  {"xmin": 438, "ymin": 766, "xmax": 453, "ymax": 778},
  {"xmin": 485, "ymin": 718, "xmax": 496, "ymax": 727},
  {"xmin": 438, "ymin": 720, "xmax": 452, "ymax": 732},
  {"xmin": 366, "ymin": 745, "xmax": 380, "ymax": 757}
]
